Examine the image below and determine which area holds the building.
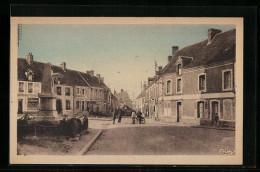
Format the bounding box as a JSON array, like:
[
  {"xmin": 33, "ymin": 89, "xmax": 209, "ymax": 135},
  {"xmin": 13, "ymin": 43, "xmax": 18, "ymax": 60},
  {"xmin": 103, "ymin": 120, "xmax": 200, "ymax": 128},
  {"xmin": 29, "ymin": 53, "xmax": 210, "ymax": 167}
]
[
  {"xmin": 17, "ymin": 54, "xmax": 118, "ymax": 120},
  {"xmin": 136, "ymin": 28, "xmax": 236, "ymax": 127},
  {"xmin": 115, "ymin": 89, "xmax": 133, "ymax": 109}
]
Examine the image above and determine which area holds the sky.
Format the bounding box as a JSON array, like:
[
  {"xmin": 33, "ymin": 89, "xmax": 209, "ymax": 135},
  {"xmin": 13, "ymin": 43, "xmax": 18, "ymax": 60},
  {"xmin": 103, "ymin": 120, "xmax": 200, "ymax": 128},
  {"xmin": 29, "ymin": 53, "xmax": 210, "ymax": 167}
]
[{"xmin": 18, "ymin": 24, "xmax": 235, "ymax": 101}]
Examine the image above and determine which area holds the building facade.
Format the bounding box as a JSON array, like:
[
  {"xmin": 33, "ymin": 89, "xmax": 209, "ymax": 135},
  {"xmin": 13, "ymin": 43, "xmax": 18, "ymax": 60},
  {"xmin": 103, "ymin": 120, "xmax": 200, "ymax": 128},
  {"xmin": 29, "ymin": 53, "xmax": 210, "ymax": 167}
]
[
  {"xmin": 136, "ymin": 28, "xmax": 236, "ymax": 127},
  {"xmin": 17, "ymin": 54, "xmax": 118, "ymax": 120}
]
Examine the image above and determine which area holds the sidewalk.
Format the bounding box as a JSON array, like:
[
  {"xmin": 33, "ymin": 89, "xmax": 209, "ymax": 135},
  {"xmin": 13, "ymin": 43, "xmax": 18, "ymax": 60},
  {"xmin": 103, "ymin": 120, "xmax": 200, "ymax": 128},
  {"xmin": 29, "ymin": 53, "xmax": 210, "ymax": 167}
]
[{"xmin": 190, "ymin": 125, "xmax": 235, "ymax": 131}]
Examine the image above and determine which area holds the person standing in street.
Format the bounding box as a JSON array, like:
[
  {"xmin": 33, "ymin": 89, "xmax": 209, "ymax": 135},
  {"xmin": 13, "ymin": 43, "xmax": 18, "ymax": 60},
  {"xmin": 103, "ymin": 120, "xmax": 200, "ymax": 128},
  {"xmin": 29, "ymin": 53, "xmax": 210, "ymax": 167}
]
[
  {"xmin": 137, "ymin": 111, "xmax": 142, "ymax": 124},
  {"xmin": 118, "ymin": 109, "xmax": 123, "ymax": 123},
  {"xmin": 112, "ymin": 109, "xmax": 117, "ymax": 124},
  {"xmin": 131, "ymin": 110, "xmax": 136, "ymax": 124}
]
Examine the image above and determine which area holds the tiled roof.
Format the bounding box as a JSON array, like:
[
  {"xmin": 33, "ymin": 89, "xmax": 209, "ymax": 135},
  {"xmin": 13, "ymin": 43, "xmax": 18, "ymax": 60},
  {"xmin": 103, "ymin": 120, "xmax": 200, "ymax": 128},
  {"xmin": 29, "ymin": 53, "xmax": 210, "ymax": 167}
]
[
  {"xmin": 17, "ymin": 58, "xmax": 45, "ymax": 82},
  {"xmin": 51, "ymin": 65, "xmax": 89, "ymax": 87},
  {"xmin": 160, "ymin": 29, "xmax": 236, "ymax": 75},
  {"xmin": 18, "ymin": 58, "xmax": 108, "ymax": 89},
  {"xmin": 51, "ymin": 65, "xmax": 108, "ymax": 88}
]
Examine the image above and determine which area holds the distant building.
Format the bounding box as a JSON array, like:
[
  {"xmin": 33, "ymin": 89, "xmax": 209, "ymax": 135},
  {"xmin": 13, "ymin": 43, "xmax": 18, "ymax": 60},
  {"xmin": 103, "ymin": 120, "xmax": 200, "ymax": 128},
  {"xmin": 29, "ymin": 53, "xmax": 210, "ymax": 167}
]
[
  {"xmin": 115, "ymin": 89, "xmax": 133, "ymax": 109},
  {"xmin": 136, "ymin": 28, "xmax": 236, "ymax": 127},
  {"xmin": 17, "ymin": 54, "xmax": 118, "ymax": 120}
]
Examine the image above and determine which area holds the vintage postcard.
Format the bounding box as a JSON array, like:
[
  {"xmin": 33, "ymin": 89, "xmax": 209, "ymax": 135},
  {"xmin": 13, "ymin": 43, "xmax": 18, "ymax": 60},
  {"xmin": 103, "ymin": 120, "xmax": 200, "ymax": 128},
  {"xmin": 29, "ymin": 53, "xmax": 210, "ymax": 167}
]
[{"xmin": 10, "ymin": 17, "xmax": 243, "ymax": 165}]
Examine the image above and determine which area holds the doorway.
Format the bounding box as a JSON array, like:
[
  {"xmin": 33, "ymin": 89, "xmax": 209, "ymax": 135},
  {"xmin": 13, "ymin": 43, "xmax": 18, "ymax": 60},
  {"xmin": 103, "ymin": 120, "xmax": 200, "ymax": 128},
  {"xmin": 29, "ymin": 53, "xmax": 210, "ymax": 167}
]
[
  {"xmin": 197, "ymin": 101, "xmax": 204, "ymax": 118},
  {"xmin": 177, "ymin": 102, "xmax": 182, "ymax": 122},
  {"xmin": 18, "ymin": 99, "xmax": 23, "ymax": 114},
  {"xmin": 56, "ymin": 99, "xmax": 62, "ymax": 114},
  {"xmin": 211, "ymin": 101, "xmax": 219, "ymax": 119}
]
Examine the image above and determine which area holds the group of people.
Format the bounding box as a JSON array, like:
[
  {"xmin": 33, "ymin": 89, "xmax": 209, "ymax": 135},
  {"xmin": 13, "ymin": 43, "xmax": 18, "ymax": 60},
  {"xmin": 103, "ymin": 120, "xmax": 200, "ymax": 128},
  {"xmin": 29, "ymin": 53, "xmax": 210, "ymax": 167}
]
[
  {"xmin": 131, "ymin": 110, "xmax": 144, "ymax": 124},
  {"xmin": 112, "ymin": 108, "xmax": 123, "ymax": 124}
]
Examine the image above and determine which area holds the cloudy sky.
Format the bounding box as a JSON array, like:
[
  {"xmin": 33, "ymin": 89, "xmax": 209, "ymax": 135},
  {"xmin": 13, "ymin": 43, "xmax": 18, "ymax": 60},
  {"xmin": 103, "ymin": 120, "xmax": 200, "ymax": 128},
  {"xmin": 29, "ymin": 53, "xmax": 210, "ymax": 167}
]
[{"xmin": 18, "ymin": 24, "xmax": 235, "ymax": 100}]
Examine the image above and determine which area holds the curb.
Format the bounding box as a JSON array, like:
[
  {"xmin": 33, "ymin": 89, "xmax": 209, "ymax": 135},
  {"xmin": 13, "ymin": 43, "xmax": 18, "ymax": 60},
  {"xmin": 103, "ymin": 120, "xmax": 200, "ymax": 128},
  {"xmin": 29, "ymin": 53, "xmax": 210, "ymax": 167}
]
[
  {"xmin": 190, "ymin": 125, "xmax": 235, "ymax": 131},
  {"xmin": 76, "ymin": 130, "xmax": 103, "ymax": 155},
  {"xmin": 88, "ymin": 118, "xmax": 112, "ymax": 121}
]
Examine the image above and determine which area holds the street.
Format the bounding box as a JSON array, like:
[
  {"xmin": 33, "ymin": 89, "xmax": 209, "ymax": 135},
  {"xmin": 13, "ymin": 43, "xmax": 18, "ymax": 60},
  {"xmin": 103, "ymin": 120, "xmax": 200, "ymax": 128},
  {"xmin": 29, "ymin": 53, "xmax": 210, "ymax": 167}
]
[{"xmin": 86, "ymin": 117, "xmax": 235, "ymax": 155}]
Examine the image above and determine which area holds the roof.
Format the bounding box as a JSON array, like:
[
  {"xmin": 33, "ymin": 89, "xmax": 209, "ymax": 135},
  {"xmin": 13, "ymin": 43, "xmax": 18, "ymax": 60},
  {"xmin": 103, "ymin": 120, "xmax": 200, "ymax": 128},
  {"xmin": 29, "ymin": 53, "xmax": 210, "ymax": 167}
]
[
  {"xmin": 136, "ymin": 79, "xmax": 157, "ymax": 99},
  {"xmin": 111, "ymin": 93, "xmax": 118, "ymax": 100},
  {"xmin": 51, "ymin": 65, "xmax": 108, "ymax": 88},
  {"xmin": 136, "ymin": 90, "xmax": 146, "ymax": 99},
  {"xmin": 18, "ymin": 58, "xmax": 108, "ymax": 89},
  {"xmin": 51, "ymin": 65, "xmax": 89, "ymax": 86},
  {"xmin": 18, "ymin": 58, "xmax": 45, "ymax": 82},
  {"xmin": 160, "ymin": 29, "xmax": 236, "ymax": 75}
]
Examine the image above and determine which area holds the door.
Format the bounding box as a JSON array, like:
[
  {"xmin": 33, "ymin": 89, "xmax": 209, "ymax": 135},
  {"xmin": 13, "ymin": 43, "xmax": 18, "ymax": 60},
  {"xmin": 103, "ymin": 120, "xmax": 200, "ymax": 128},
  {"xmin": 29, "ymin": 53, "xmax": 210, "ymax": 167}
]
[
  {"xmin": 212, "ymin": 101, "xmax": 219, "ymax": 119},
  {"xmin": 177, "ymin": 102, "xmax": 182, "ymax": 122},
  {"xmin": 197, "ymin": 101, "xmax": 204, "ymax": 118},
  {"xmin": 56, "ymin": 99, "xmax": 62, "ymax": 114},
  {"xmin": 18, "ymin": 99, "xmax": 23, "ymax": 114}
]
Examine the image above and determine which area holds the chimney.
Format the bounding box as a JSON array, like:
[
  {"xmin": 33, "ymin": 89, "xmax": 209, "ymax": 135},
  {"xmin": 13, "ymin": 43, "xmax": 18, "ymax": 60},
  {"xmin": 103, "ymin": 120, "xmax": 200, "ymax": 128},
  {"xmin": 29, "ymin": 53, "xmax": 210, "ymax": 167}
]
[
  {"xmin": 114, "ymin": 90, "xmax": 116, "ymax": 95},
  {"xmin": 60, "ymin": 62, "xmax": 66, "ymax": 71},
  {"xmin": 86, "ymin": 70, "xmax": 94, "ymax": 76},
  {"xmin": 100, "ymin": 77, "xmax": 104, "ymax": 83},
  {"xmin": 168, "ymin": 56, "xmax": 173, "ymax": 62},
  {"xmin": 96, "ymin": 74, "xmax": 101, "ymax": 83},
  {"xmin": 148, "ymin": 77, "xmax": 155, "ymax": 85},
  {"xmin": 26, "ymin": 53, "xmax": 33, "ymax": 65},
  {"xmin": 172, "ymin": 46, "xmax": 179, "ymax": 55},
  {"xmin": 156, "ymin": 66, "xmax": 163, "ymax": 76},
  {"xmin": 121, "ymin": 89, "xmax": 124, "ymax": 93},
  {"xmin": 208, "ymin": 28, "xmax": 222, "ymax": 43}
]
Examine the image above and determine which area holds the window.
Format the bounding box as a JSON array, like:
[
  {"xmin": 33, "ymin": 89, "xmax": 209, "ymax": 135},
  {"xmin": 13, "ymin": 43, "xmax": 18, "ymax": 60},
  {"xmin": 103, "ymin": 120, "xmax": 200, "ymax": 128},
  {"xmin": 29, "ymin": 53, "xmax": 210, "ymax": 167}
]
[
  {"xmin": 95, "ymin": 89, "xmax": 98, "ymax": 98},
  {"xmin": 28, "ymin": 74, "xmax": 33, "ymax": 81},
  {"xmin": 82, "ymin": 101, "xmax": 84, "ymax": 111},
  {"xmin": 166, "ymin": 80, "xmax": 171, "ymax": 94},
  {"xmin": 28, "ymin": 83, "xmax": 33, "ymax": 93},
  {"xmin": 82, "ymin": 89, "xmax": 85, "ymax": 95},
  {"xmin": 27, "ymin": 98, "xmax": 39, "ymax": 110},
  {"xmin": 222, "ymin": 69, "xmax": 232, "ymax": 91},
  {"xmin": 198, "ymin": 74, "xmax": 206, "ymax": 92},
  {"xmin": 65, "ymin": 87, "xmax": 70, "ymax": 96},
  {"xmin": 77, "ymin": 88, "xmax": 80, "ymax": 95},
  {"xmin": 66, "ymin": 100, "xmax": 71, "ymax": 110},
  {"xmin": 57, "ymin": 79, "xmax": 61, "ymax": 85},
  {"xmin": 19, "ymin": 82, "xmax": 24, "ymax": 92},
  {"xmin": 176, "ymin": 78, "xmax": 182, "ymax": 93},
  {"xmin": 76, "ymin": 101, "xmax": 80, "ymax": 109},
  {"xmin": 177, "ymin": 64, "xmax": 182, "ymax": 75},
  {"xmin": 56, "ymin": 87, "xmax": 61, "ymax": 95}
]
